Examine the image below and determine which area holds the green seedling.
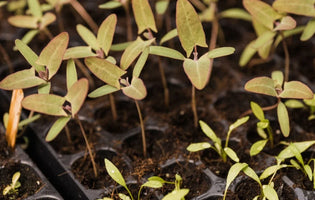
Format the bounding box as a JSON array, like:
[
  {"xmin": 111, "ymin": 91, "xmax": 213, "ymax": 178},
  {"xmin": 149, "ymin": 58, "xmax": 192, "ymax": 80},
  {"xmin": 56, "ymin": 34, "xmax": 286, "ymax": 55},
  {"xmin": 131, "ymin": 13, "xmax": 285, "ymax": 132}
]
[
  {"xmin": 285, "ymin": 94, "xmax": 315, "ymax": 120},
  {"xmin": 3, "ymin": 171, "xmax": 21, "ymax": 197},
  {"xmin": 187, "ymin": 116, "xmax": 249, "ymax": 163},
  {"xmin": 8, "ymin": 0, "xmax": 56, "ymax": 45},
  {"xmin": 245, "ymin": 70, "xmax": 313, "ymax": 138},
  {"xmin": 223, "ymin": 160, "xmax": 288, "ymax": 200},
  {"xmin": 277, "ymin": 141, "xmax": 315, "ymax": 189},
  {"xmin": 103, "ymin": 159, "xmax": 189, "ymax": 200}
]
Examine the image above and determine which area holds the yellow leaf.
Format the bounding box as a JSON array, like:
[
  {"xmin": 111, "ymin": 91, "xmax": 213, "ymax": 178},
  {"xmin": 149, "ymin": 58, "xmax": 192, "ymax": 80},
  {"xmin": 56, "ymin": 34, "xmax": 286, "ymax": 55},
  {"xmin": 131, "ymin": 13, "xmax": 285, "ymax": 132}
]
[{"xmin": 132, "ymin": 0, "xmax": 157, "ymax": 33}]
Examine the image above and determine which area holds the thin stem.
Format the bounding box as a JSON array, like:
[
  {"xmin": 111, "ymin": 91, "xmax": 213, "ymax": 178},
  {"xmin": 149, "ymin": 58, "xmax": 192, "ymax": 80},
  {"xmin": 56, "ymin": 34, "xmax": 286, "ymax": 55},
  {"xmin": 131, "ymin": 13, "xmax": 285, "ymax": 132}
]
[
  {"xmin": 135, "ymin": 100, "xmax": 146, "ymax": 157},
  {"xmin": 158, "ymin": 53, "xmax": 169, "ymax": 107},
  {"xmin": 189, "ymin": 0, "xmax": 207, "ymax": 11},
  {"xmin": 209, "ymin": 2, "xmax": 219, "ymax": 52},
  {"xmin": 280, "ymin": 31, "xmax": 290, "ymax": 82},
  {"xmin": 64, "ymin": 125, "xmax": 73, "ymax": 145},
  {"xmin": 75, "ymin": 115, "xmax": 98, "ymax": 177},
  {"xmin": 239, "ymin": 100, "xmax": 280, "ymax": 118},
  {"xmin": 267, "ymin": 125, "xmax": 274, "ymax": 148},
  {"xmin": 109, "ymin": 93, "xmax": 117, "ymax": 121},
  {"xmin": 56, "ymin": 9, "xmax": 64, "ymax": 32},
  {"xmin": 192, "ymin": 86, "xmax": 198, "ymax": 128},
  {"xmin": 70, "ymin": 0, "xmax": 98, "ymax": 33},
  {"xmin": 123, "ymin": 3, "xmax": 133, "ymax": 41},
  {"xmin": 42, "ymin": 27, "xmax": 53, "ymax": 39},
  {"xmin": 74, "ymin": 59, "xmax": 95, "ymax": 89}
]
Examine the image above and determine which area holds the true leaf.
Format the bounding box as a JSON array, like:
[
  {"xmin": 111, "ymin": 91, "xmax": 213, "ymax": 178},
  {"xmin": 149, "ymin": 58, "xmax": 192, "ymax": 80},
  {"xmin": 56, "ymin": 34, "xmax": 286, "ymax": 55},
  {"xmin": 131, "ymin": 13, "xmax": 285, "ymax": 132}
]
[
  {"xmin": 250, "ymin": 139, "xmax": 268, "ymax": 156},
  {"xmin": 22, "ymin": 94, "xmax": 67, "ymax": 116},
  {"xmin": 65, "ymin": 78, "xmax": 88, "ymax": 117},
  {"xmin": 278, "ymin": 141, "xmax": 315, "ymax": 160},
  {"xmin": 37, "ymin": 32, "xmax": 69, "ymax": 80},
  {"xmin": 149, "ymin": 46, "xmax": 185, "ymax": 60},
  {"xmin": 183, "ymin": 53, "xmax": 211, "ymax": 90},
  {"xmin": 243, "ymin": 0, "xmax": 281, "ymax": 30},
  {"xmin": 160, "ymin": 29, "xmax": 178, "ymax": 45},
  {"xmin": 85, "ymin": 57, "xmax": 126, "ymax": 88},
  {"xmin": 89, "ymin": 85, "xmax": 120, "ymax": 98},
  {"xmin": 8, "ymin": 15, "xmax": 39, "ymax": 29},
  {"xmin": 272, "ymin": 0, "xmax": 315, "ymax": 17},
  {"xmin": 260, "ymin": 164, "xmax": 287, "ymax": 179},
  {"xmin": 263, "ymin": 185, "xmax": 279, "ymax": 200},
  {"xmin": 120, "ymin": 37, "xmax": 155, "ymax": 70},
  {"xmin": 162, "ymin": 189, "xmax": 189, "ymax": 200},
  {"xmin": 208, "ymin": 47, "xmax": 235, "ymax": 59},
  {"xmin": 105, "ymin": 159, "xmax": 127, "ymax": 187},
  {"xmin": 224, "ymin": 147, "xmax": 240, "ymax": 162},
  {"xmin": 63, "ymin": 46, "xmax": 97, "ymax": 59},
  {"xmin": 250, "ymin": 101, "xmax": 265, "ymax": 121},
  {"xmin": 199, "ymin": 120, "xmax": 221, "ymax": 144},
  {"xmin": 45, "ymin": 116, "xmax": 71, "ymax": 142},
  {"xmin": 279, "ymin": 81, "xmax": 313, "ymax": 99},
  {"xmin": 97, "ymin": 14, "xmax": 117, "ymax": 56},
  {"xmin": 77, "ymin": 24, "xmax": 100, "ymax": 51},
  {"xmin": 133, "ymin": 47, "xmax": 149, "ymax": 78},
  {"xmin": 176, "ymin": 0, "xmax": 207, "ymax": 57},
  {"xmin": 277, "ymin": 102, "xmax": 290, "ymax": 137},
  {"xmin": 245, "ymin": 77, "xmax": 278, "ymax": 97},
  {"xmin": 187, "ymin": 142, "xmax": 211, "ymax": 152},
  {"xmin": 121, "ymin": 77, "xmax": 147, "ymax": 100},
  {"xmin": 219, "ymin": 8, "xmax": 252, "ymax": 21},
  {"xmin": 274, "ymin": 16, "xmax": 296, "ymax": 31},
  {"xmin": 301, "ymin": 19, "xmax": 315, "ymax": 41},
  {"xmin": 132, "ymin": 0, "xmax": 157, "ymax": 33},
  {"xmin": 0, "ymin": 69, "xmax": 46, "ymax": 90}
]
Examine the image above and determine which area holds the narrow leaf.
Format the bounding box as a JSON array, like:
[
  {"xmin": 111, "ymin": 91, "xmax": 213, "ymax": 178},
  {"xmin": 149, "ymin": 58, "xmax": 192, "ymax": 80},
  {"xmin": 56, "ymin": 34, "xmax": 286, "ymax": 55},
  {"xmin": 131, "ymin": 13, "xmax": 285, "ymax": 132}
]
[
  {"xmin": 142, "ymin": 180, "xmax": 163, "ymax": 188},
  {"xmin": 250, "ymin": 101, "xmax": 265, "ymax": 121},
  {"xmin": 187, "ymin": 142, "xmax": 211, "ymax": 152},
  {"xmin": 46, "ymin": 116, "xmax": 71, "ymax": 142},
  {"xmin": 176, "ymin": 0, "xmax": 207, "ymax": 57},
  {"xmin": 279, "ymin": 81, "xmax": 313, "ymax": 99},
  {"xmin": 63, "ymin": 46, "xmax": 96, "ymax": 60},
  {"xmin": 252, "ymin": 31, "xmax": 276, "ymax": 49},
  {"xmin": 278, "ymin": 141, "xmax": 315, "ymax": 160},
  {"xmin": 277, "ymin": 102, "xmax": 290, "ymax": 137},
  {"xmin": 301, "ymin": 19, "xmax": 315, "ymax": 41},
  {"xmin": 39, "ymin": 12, "xmax": 56, "ymax": 29},
  {"xmin": 88, "ymin": 85, "xmax": 120, "ymax": 98},
  {"xmin": 272, "ymin": 0, "xmax": 315, "ymax": 17},
  {"xmin": 223, "ymin": 163, "xmax": 248, "ymax": 199},
  {"xmin": 37, "ymin": 32, "xmax": 69, "ymax": 80},
  {"xmin": 16, "ymin": 30, "xmax": 39, "ymax": 50},
  {"xmin": 118, "ymin": 194, "xmax": 131, "ymax": 200},
  {"xmin": 260, "ymin": 164, "xmax": 287, "ymax": 179},
  {"xmin": 263, "ymin": 185, "xmax": 279, "ymax": 200},
  {"xmin": 132, "ymin": 0, "xmax": 157, "ymax": 33},
  {"xmin": 199, "ymin": 120, "xmax": 221, "ymax": 144},
  {"xmin": 0, "ymin": 69, "xmax": 46, "ymax": 90},
  {"xmin": 228, "ymin": 116, "xmax": 250, "ymax": 134},
  {"xmin": 208, "ymin": 47, "xmax": 235, "ymax": 59},
  {"xmin": 149, "ymin": 46, "xmax": 185, "ymax": 60},
  {"xmin": 85, "ymin": 57, "xmax": 126, "ymax": 88},
  {"xmin": 22, "ymin": 94, "xmax": 67, "ymax": 116},
  {"xmin": 162, "ymin": 189, "xmax": 189, "ymax": 200},
  {"xmin": 110, "ymin": 42, "xmax": 132, "ymax": 51},
  {"xmin": 250, "ymin": 139, "xmax": 268, "ymax": 156},
  {"xmin": 239, "ymin": 40, "xmax": 257, "ymax": 67},
  {"xmin": 133, "ymin": 47, "xmax": 149, "ymax": 78},
  {"xmin": 8, "ymin": 15, "xmax": 39, "ymax": 29},
  {"xmin": 183, "ymin": 53, "xmax": 211, "ymax": 90},
  {"xmin": 97, "ymin": 14, "xmax": 117, "ymax": 56},
  {"xmin": 245, "ymin": 77, "xmax": 278, "ymax": 97},
  {"xmin": 156, "ymin": 0, "xmax": 169, "ymax": 15},
  {"xmin": 224, "ymin": 147, "xmax": 240, "ymax": 162},
  {"xmin": 65, "ymin": 78, "xmax": 88, "ymax": 117},
  {"xmin": 285, "ymin": 100, "xmax": 305, "ymax": 109},
  {"xmin": 28, "ymin": 0, "xmax": 42, "ymax": 17},
  {"xmin": 219, "ymin": 8, "xmax": 252, "ymax": 21},
  {"xmin": 120, "ymin": 37, "xmax": 155, "ymax": 70},
  {"xmin": 66, "ymin": 59, "xmax": 77, "ymax": 90},
  {"xmin": 243, "ymin": 166, "xmax": 261, "ymax": 186},
  {"xmin": 105, "ymin": 159, "xmax": 127, "ymax": 187},
  {"xmin": 160, "ymin": 29, "xmax": 178, "ymax": 45},
  {"xmin": 121, "ymin": 77, "xmax": 147, "ymax": 100},
  {"xmin": 77, "ymin": 24, "xmax": 100, "ymax": 50},
  {"xmin": 99, "ymin": 1, "xmax": 122, "ymax": 9}
]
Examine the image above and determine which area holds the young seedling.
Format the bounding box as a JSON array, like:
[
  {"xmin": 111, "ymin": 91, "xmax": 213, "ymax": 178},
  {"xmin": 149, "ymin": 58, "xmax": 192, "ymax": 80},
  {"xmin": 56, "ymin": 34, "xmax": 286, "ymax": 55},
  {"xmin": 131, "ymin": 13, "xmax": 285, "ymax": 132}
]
[
  {"xmin": 245, "ymin": 70, "xmax": 313, "ymax": 138},
  {"xmin": 103, "ymin": 159, "xmax": 189, "ymax": 200},
  {"xmin": 285, "ymin": 94, "xmax": 315, "ymax": 120},
  {"xmin": 3, "ymin": 171, "xmax": 21, "ymax": 197},
  {"xmin": 187, "ymin": 116, "xmax": 249, "ymax": 163}
]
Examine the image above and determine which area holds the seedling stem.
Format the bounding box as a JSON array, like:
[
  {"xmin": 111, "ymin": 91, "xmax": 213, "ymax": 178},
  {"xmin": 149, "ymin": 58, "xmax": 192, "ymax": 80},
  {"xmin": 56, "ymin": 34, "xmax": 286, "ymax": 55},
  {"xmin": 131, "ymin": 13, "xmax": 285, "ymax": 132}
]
[{"xmin": 135, "ymin": 100, "xmax": 146, "ymax": 157}]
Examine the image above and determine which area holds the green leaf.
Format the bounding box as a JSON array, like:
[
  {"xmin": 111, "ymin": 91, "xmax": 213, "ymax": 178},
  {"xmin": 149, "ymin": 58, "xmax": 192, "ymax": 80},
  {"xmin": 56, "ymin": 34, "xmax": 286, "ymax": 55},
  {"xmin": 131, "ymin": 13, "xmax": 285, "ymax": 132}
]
[
  {"xmin": 252, "ymin": 31, "xmax": 276, "ymax": 49},
  {"xmin": 250, "ymin": 139, "xmax": 268, "ymax": 156},
  {"xmin": 260, "ymin": 164, "xmax": 287, "ymax": 179},
  {"xmin": 16, "ymin": 30, "xmax": 39, "ymax": 50},
  {"xmin": 65, "ymin": 78, "xmax": 88, "ymax": 117},
  {"xmin": 228, "ymin": 116, "xmax": 249, "ymax": 134},
  {"xmin": 110, "ymin": 42, "xmax": 132, "ymax": 51},
  {"xmin": 22, "ymin": 94, "xmax": 67, "ymax": 116},
  {"xmin": 66, "ymin": 59, "xmax": 77, "ymax": 90},
  {"xmin": 121, "ymin": 77, "xmax": 147, "ymax": 100},
  {"xmin": 99, "ymin": 1, "xmax": 122, "ymax": 9},
  {"xmin": 46, "ymin": 116, "xmax": 71, "ymax": 141},
  {"xmin": 224, "ymin": 147, "xmax": 239, "ymax": 162},
  {"xmin": 274, "ymin": 16, "xmax": 296, "ymax": 31},
  {"xmin": 243, "ymin": 166, "xmax": 261, "ymax": 186},
  {"xmin": 149, "ymin": 46, "xmax": 185, "ymax": 60},
  {"xmin": 304, "ymin": 94, "xmax": 315, "ymax": 106},
  {"xmin": 38, "ymin": 82, "xmax": 51, "ymax": 94},
  {"xmin": 162, "ymin": 189, "xmax": 189, "ymax": 200},
  {"xmin": 183, "ymin": 53, "xmax": 211, "ymax": 90},
  {"xmin": 120, "ymin": 37, "xmax": 155, "ymax": 70},
  {"xmin": 37, "ymin": 32, "xmax": 69, "ymax": 80},
  {"xmin": 160, "ymin": 29, "xmax": 178, "ymax": 45},
  {"xmin": 272, "ymin": 0, "xmax": 315, "ymax": 17},
  {"xmin": 285, "ymin": 100, "xmax": 305, "ymax": 109},
  {"xmin": 39, "ymin": 12, "xmax": 56, "ymax": 29},
  {"xmin": 301, "ymin": 19, "xmax": 315, "ymax": 41},
  {"xmin": 219, "ymin": 8, "xmax": 252, "ymax": 21},
  {"xmin": 199, "ymin": 120, "xmax": 221, "ymax": 144},
  {"xmin": 97, "ymin": 14, "xmax": 117, "ymax": 56},
  {"xmin": 176, "ymin": 0, "xmax": 207, "ymax": 57},
  {"xmin": 277, "ymin": 102, "xmax": 290, "ymax": 137},
  {"xmin": 278, "ymin": 141, "xmax": 315, "ymax": 160},
  {"xmin": 148, "ymin": 176, "xmax": 166, "ymax": 183},
  {"xmin": 257, "ymin": 120, "xmax": 269, "ymax": 129},
  {"xmin": 305, "ymin": 165, "xmax": 313, "ymax": 181},
  {"xmin": 223, "ymin": 163, "xmax": 248, "ymax": 200},
  {"xmin": 0, "ymin": 69, "xmax": 46, "ymax": 90},
  {"xmin": 279, "ymin": 81, "xmax": 313, "ymax": 99},
  {"xmin": 133, "ymin": 47, "xmax": 149, "ymax": 78},
  {"xmin": 156, "ymin": 0, "xmax": 169, "ymax": 15},
  {"xmin": 187, "ymin": 142, "xmax": 211, "ymax": 152},
  {"xmin": 88, "ymin": 85, "xmax": 120, "ymax": 98},
  {"xmin": 239, "ymin": 40, "xmax": 257, "ymax": 67},
  {"xmin": 263, "ymin": 184, "xmax": 279, "ymax": 200},
  {"xmin": 18, "ymin": 114, "xmax": 41, "ymax": 129},
  {"xmin": 118, "ymin": 194, "xmax": 131, "ymax": 200},
  {"xmin": 274, "ymin": 26, "xmax": 305, "ymax": 47},
  {"xmin": 8, "ymin": 15, "xmax": 39, "ymax": 29},
  {"xmin": 208, "ymin": 47, "xmax": 235, "ymax": 59},
  {"xmin": 245, "ymin": 77, "xmax": 278, "ymax": 97},
  {"xmin": 63, "ymin": 46, "xmax": 97, "ymax": 59},
  {"xmin": 250, "ymin": 101, "xmax": 265, "ymax": 121},
  {"xmin": 243, "ymin": 0, "xmax": 282, "ymax": 30},
  {"xmin": 105, "ymin": 159, "xmax": 127, "ymax": 187},
  {"xmin": 28, "ymin": 0, "xmax": 42, "ymax": 17},
  {"xmin": 142, "ymin": 180, "xmax": 163, "ymax": 188},
  {"xmin": 85, "ymin": 57, "xmax": 126, "ymax": 88},
  {"xmin": 15, "ymin": 39, "xmax": 44, "ymax": 72},
  {"xmin": 132, "ymin": 0, "xmax": 157, "ymax": 33},
  {"xmin": 76, "ymin": 24, "xmax": 100, "ymax": 51},
  {"xmin": 271, "ymin": 70, "xmax": 284, "ymax": 88}
]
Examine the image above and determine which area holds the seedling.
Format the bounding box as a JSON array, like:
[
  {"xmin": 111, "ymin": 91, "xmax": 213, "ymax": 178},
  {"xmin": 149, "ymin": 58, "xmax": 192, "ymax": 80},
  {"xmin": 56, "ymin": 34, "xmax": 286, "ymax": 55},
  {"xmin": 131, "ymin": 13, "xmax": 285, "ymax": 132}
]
[
  {"xmin": 103, "ymin": 159, "xmax": 189, "ymax": 200},
  {"xmin": 187, "ymin": 116, "xmax": 249, "ymax": 163},
  {"xmin": 285, "ymin": 94, "xmax": 315, "ymax": 120},
  {"xmin": 245, "ymin": 70, "xmax": 313, "ymax": 138},
  {"xmin": 3, "ymin": 171, "xmax": 21, "ymax": 197}
]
